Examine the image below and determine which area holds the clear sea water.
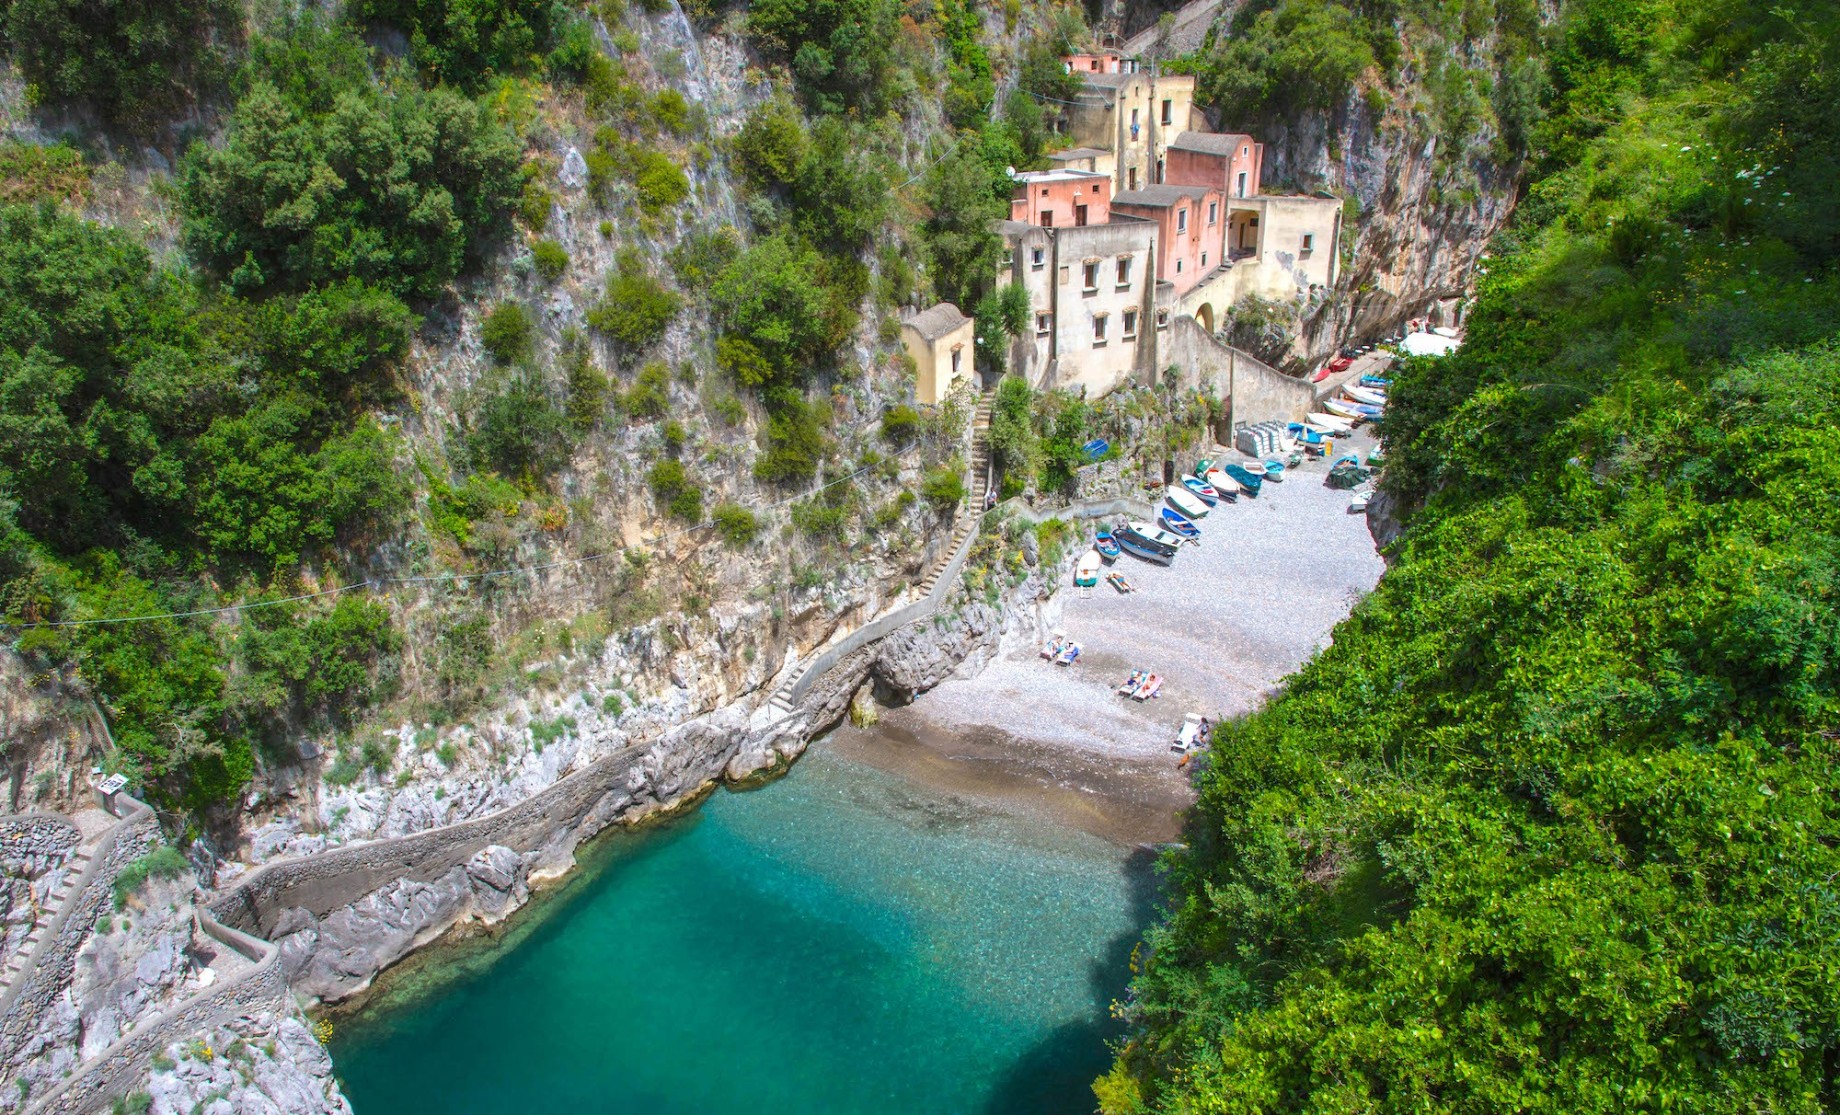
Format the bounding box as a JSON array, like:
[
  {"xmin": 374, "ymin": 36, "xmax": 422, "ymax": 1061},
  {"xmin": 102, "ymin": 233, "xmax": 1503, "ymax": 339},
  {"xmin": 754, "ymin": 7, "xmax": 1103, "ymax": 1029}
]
[{"xmin": 330, "ymin": 744, "xmax": 1158, "ymax": 1115}]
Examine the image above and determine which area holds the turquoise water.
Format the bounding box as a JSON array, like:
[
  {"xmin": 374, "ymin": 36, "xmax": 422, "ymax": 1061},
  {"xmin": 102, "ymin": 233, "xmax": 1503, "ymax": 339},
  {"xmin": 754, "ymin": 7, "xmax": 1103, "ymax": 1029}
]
[{"xmin": 330, "ymin": 745, "xmax": 1157, "ymax": 1114}]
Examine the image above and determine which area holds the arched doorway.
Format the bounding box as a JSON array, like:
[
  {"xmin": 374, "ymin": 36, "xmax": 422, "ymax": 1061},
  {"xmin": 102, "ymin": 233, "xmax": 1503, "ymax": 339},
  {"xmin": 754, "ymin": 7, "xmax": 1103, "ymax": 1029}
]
[{"xmin": 1195, "ymin": 303, "xmax": 1215, "ymax": 333}]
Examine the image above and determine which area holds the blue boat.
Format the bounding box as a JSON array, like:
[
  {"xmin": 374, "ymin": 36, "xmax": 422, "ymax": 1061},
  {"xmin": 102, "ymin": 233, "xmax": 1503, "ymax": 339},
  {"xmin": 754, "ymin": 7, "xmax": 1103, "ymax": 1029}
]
[
  {"xmin": 1360, "ymin": 375, "xmax": 1391, "ymax": 388},
  {"xmin": 1095, "ymin": 528, "xmax": 1121, "ymax": 561},
  {"xmin": 1221, "ymin": 463, "xmax": 1262, "ymax": 497},
  {"xmin": 1286, "ymin": 422, "xmax": 1325, "ymax": 446},
  {"xmin": 1081, "ymin": 438, "xmax": 1110, "ymax": 461},
  {"xmin": 1180, "ymin": 476, "xmax": 1221, "ymax": 505},
  {"xmin": 1159, "ymin": 507, "xmax": 1200, "ymax": 539},
  {"xmin": 1263, "ymin": 458, "xmax": 1286, "ymax": 481},
  {"xmin": 1348, "ymin": 402, "xmax": 1384, "ymax": 419},
  {"xmin": 1116, "ymin": 521, "xmax": 1180, "ymax": 565}
]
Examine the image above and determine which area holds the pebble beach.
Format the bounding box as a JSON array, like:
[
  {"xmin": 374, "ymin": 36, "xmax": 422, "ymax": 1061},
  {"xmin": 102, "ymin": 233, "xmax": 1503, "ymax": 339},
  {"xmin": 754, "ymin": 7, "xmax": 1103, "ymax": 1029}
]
[{"xmin": 827, "ymin": 431, "xmax": 1388, "ymax": 844}]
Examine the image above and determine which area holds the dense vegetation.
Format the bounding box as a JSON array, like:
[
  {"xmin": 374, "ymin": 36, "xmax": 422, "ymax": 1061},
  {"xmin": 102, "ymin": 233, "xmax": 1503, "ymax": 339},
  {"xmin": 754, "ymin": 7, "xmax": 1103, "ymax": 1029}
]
[{"xmin": 1104, "ymin": 0, "xmax": 1840, "ymax": 1110}]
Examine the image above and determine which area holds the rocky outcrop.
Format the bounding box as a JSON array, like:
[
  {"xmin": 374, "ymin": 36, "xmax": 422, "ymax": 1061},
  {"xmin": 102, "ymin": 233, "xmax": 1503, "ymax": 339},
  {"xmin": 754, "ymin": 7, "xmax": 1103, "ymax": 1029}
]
[{"xmin": 141, "ymin": 1013, "xmax": 351, "ymax": 1115}]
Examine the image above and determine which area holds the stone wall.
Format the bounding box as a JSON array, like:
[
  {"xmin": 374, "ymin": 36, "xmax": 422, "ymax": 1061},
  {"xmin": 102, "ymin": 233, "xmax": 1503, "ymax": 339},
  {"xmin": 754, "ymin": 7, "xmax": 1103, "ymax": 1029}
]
[
  {"xmin": 24, "ymin": 917, "xmax": 287, "ymax": 1115},
  {"xmin": 1, "ymin": 797, "xmax": 156, "ymax": 1073},
  {"xmin": 2, "ymin": 816, "xmax": 80, "ymax": 963},
  {"xmin": 1163, "ymin": 316, "xmax": 1315, "ymax": 426}
]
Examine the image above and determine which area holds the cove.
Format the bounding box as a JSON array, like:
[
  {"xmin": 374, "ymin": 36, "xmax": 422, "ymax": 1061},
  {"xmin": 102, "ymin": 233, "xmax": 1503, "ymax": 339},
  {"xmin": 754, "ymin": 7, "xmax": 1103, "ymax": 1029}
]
[{"xmin": 329, "ymin": 742, "xmax": 1159, "ymax": 1114}]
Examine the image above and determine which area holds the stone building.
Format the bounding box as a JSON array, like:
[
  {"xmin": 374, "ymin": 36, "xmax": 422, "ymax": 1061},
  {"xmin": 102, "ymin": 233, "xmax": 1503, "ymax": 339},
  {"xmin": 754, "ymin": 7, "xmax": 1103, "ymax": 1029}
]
[
  {"xmin": 901, "ymin": 303, "xmax": 974, "ymax": 405},
  {"xmin": 1064, "ymin": 69, "xmax": 1198, "ymax": 194}
]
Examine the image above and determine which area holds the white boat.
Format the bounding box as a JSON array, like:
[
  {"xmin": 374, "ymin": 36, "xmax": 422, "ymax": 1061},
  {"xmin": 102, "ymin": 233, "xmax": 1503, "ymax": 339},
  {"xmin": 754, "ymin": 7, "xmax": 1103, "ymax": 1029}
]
[
  {"xmin": 1321, "ymin": 398, "xmax": 1366, "ymax": 421},
  {"xmin": 1349, "ymin": 490, "xmax": 1370, "ymax": 514},
  {"xmin": 1164, "ymin": 486, "xmax": 1209, "ymax": 520},
  {"xmin": 1204, "ymin": 468, "xmax": 1241, "ymax": 495},
  {"xmin": 1075, "ymin": 550, "xmax": 1103, "ymax": 586},
  {"xmin": 1307, "ymin": 411, "xmax": 1355, "ymax": 432},
  {"xmin": 1303, "ymin": 421, "xmax": 1345, "ymax": 439},
  {"xmin": 1117, "ymin": 522, "xmax": 1180, "ymax": 565},
  {"xmin": 1241, "ymin": 460, "xmax": 1267, "ymax": 478},
  {"xmin": 1345, "ymin": 384, "xmax": 1387, "ymax": 406}
]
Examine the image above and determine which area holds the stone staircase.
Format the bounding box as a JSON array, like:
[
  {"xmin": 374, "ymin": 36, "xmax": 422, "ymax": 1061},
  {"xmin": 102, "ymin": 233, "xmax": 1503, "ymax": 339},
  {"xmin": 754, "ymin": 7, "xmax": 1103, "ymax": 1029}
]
[
  {"xmin": 969, "ymin": 389, "xmax": 994, "ymax": 505},
  {"xmin": 765, "ymin": 388, "xmax": 997, "ymax": 719},
  {"xmin": 0, "ymin": 846, "xmax": 92, "ymax": 999}
]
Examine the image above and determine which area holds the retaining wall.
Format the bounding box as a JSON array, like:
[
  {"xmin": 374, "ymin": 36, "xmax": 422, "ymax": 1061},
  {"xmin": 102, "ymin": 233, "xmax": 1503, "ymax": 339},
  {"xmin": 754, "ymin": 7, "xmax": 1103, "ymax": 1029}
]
[
  {"xmin": 23, "ymin": 917, "xmax": 286, "ymax": 1115},
  {"xmin": 1164, "ymin": 316, "xmax": 1316, "ymax": 426},
  {"xmin": 209, "ymin": 738, "xmax": 661, "ymax": 938},
  {"xmin": 0, "ymin": 796, "xmax": 156, "ymax": 1069}
]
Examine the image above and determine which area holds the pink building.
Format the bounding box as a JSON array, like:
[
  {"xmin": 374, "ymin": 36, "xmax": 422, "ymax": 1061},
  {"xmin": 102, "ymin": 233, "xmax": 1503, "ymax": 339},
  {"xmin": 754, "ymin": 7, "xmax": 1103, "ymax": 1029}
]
[
  {"xmin": 1064, "ymin": 52, "xmax": 1137, "ymax": 74},
  {"xmin": 1008, "ymin": 170, "xmax": 1112, "ymax": 229},
  {"xmin": 1164, "ymin": 132, "xmax": 1264, "ymax": 199},
  {"xmin": 1111, "ymin": 184, "xmax": 1225, "ymax": 298}
]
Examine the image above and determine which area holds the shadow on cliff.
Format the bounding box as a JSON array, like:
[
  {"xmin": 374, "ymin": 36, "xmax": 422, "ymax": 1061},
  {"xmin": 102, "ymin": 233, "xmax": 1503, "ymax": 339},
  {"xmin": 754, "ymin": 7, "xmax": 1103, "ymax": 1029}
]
[{"xmin": 980, "ymin": 845, "xmax": 1165, "ymax": 1115}]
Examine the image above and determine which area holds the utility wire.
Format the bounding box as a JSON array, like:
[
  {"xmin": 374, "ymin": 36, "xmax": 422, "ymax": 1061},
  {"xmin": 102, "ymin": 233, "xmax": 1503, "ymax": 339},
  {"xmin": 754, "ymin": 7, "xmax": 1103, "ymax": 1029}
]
[{"xmin": 3, "ymin": 446, "xmax": 925, "ymax": 631}]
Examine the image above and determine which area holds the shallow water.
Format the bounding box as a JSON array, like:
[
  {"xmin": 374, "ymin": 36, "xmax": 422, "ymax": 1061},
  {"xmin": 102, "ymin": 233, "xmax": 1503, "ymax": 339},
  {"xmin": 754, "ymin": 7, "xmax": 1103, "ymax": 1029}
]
[{"xmin": 330, "ymin": 744, "xmax": 1158, "ymax": 1115}]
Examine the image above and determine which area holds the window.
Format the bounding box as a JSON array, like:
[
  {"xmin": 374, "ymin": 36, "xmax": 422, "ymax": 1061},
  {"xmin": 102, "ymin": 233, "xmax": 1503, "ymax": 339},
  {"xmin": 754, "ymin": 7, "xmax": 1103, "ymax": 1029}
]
[
  {"xmin": 1090, "ymin": 59, "xmax": 1100, "ymax": 71},
  {"xmin": 1030, "ymin": 246, "xmax": 1045, "ymax": 269},
  {"xmin": 1156, "ymin": 309, "xmax": 1170, "ymax": 329},
  {"xmin": 1208, "ymin": 201, "xmax": 1218, "ymax": 225},
  {"xmin": 1123, "ymin": 310, "xmax": 1138, "ymax": 337},
  {"xmin": 1301, "ymin": 233, "xmax": 1315, "ymax": 253},
  {"xmin": 1161, "ymin": 99, "xmax": 1172, "ymax": 125},
  {"xmin": 1075, "ymin": 204, "xmax": 1089, "ymax": 227},
  {"xmin": 1036, "ymin": 312, "xmax": 1052, "ymax": 334},
  {"xmin": 1177, "ymin": 207, "xmax": 1188, "ymax": 233},
  {"xmin": 951, "ymin": 347, "xmax": 962, "ymax": 374},
  {"xmin": 1040, "ymin": 211, "xmax": 1053, "ymax": 228},
  {"xmin": 1083, "ymin": 261, "xmax": 1099, "ymax": 290},
  {"xmin": 1130, "ymin": 108, "xmax": 1139, "ymax": 127},
  {"xmin": 1116, "ymin": 257, "xmax": 1131, "ymax": 285},
  {"xmin": 1176, "ymin": 258, "xmax": 1185, "ymax": 274},
  {"xmin": 1201, "ymin": 251, "xmax": 1209, "ymax": 268},
  {"xmin": 1040, "ymin": 187, "xmax": 1049, "ymax": 196},
  {"xmin": 1093, "ymin": 314, "xmax": 1108, "ymax": 343},
  {"xmin": 1002, "ymin": 248, "xmax": 1014, "ymax": 268},
  {"xmin": 1128, "ymin": 166, "xmax": 1138, "ymax": 190},
  {"xmin": 1236, "ymin": 171, "xmax": 1248, "ymax": 197},
  {"xmin": 1241, "ymin": 146, "xmax": 1249, "ymax": 156}
]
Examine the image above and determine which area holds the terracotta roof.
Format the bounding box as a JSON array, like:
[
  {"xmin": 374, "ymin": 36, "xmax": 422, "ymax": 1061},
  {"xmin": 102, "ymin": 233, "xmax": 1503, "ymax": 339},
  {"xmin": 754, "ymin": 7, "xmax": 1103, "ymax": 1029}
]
[
  {"xmin": 1113, "ymin": 184, "xmax": 1213, "ymax": 207},
  {"xmin": 904, "ymin": 303, "xmax": 970, "ymax": 341},
  {"xmin": 1169, "ymin": 131, "xmax": 1254, "ymax": 155}
]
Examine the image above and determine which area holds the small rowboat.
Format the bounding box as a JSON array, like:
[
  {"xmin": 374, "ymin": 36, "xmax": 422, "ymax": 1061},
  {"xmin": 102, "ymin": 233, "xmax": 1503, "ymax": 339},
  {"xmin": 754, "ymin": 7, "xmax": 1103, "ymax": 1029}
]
[
  {"xmin": 1192, "ymin": 458, "xmax": 1213, "ymax": 477},
  {"xmin": 1203, "ymin": 469, "xmax": 1241, "ymax": 501},
  {"xmin": 1133, "ymin": 674, "xmax": 1163, "ymax": 700},
  {"xmin": 1349, "ymin": 490, "xmax": 1370, "ymax": 514},
  {"xmin": 1322, "ymin": 398, "xmax": 1365, "ymax": 421},
  {"xmin": 1263, "ymin": 458, "xmax": 1286, "ymax": 481},
  {"xmin": 1075, "ymin": 550, "xmax": 1102, "ymax": 587},
  {"xmin": 1345, "ymin": 384, "xmax": 1386, "ymax": 406},
  {"xmin": 1165, "ymin": 486, "xmax": 1209, "ymax": 520},
  {"xmin": 1160, "ymin": 507, "xmax": 1200, "ymax": 539},
  {"xmin": 1242, "ymin": 460, "xmax": 1267, "ymax": 477},
  {"xmin": 1221, "ymin": 463, "xmax": 1262, "ymax": 497},
  {"xmin": 1055, "ymin": 642, "xmax": 1082, "ymax": 666},
  {"xmin": 1307, "ymin": 411, "xmax": 1356, "ymax": 432},
  {"xmin": 1180, "ymin": 476, "xmax": 1220, "ymax": 505},
  {"xmin": 1095, "ymin": 528, "xmax": 1121, "ymax": 561},
  {"xmin": 1081, "ymin": 438, "xmax": 1110, "ymax": 461},
  {"xmin": 1117, "ymin": 670, "xmax": 1147, "ymax": 696},
  {"xmin": 1360, "ymin": 375, "xmax": 1391, "ymax": 388},
  {"xmin": 1105, "ymin": 570, "xmax": 1134, "ymax": 593}
]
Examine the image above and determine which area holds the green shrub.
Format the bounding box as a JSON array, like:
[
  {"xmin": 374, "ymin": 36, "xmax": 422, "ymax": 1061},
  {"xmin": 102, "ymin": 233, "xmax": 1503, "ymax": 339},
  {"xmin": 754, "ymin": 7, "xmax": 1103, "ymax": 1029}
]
[
  {"xmin": 632, "ymin": 147, "xmax": 691, "ymax": 213},
  {"xmin": 563, "ymin": 336, "xmax": 611, "ymax": 433},
  {"xmin": 647, "ymin": 459, "xmax": 702, "ymax": 521},
  {"xmin": 480, "ymin": 303, "xmax": 535, "ymax": 363},
  {"xmin": 0, "ymin": 141, "xmax": 89, "ymax": 204},
  {"xmin": 753, "ymin": 390, "xmax": 831, "ymax": 484},
  {"xmin": 531, "ymin": 239, "xmax": 569, "ymax": 282},
  {"xmin": 710, "ymin": 394, "xmax": 746, "ymax": 426},
  {"xmin": 600, "ymin": 691, "xmax": 625, "ymax": 716},
  {"xmin": 528, "ymin": 715, "xmax": 576, "ymax": 752},
  {"xmin": 667, "ymin": 226, "xmax": 740, "ymax": 291},
  {"xmin": 661, "ymin": 420, "xmax": 688, "ymax": 453},
  {"xmin": 920, "ymin": 465, "xmax": 966, "ymax": 511},
  {"xmin": 465, "ymin": 370, "xmax": 570, "ymax": 479},
  {"xmin": 711, "ymin": 503, "xmax": 760, "ymax": 547},
  {"xmin": 880, "ymin": 404, "xmax": 920, "ymax": 444},
  {"xmin": 112, "ymin": 846, "xmax": 190, "ymax": 910},
  {"xmin": 348, "ymin": 0, "xmax": 563, "ymax": 87},
  {"xmin": 587, "ymin": 251, "xmax": 682, "ymax": 348},
  {"xmin": 650, "ymin": 89, "xmax": 692, "ymax": 135},
  {"xmin": 624, "ymin": 361, "xmax": 672, "ymax": 420}
]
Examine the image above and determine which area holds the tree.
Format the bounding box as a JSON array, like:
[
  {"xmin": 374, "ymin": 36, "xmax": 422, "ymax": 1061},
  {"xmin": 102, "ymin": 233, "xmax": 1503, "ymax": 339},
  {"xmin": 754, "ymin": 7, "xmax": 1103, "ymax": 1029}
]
[
  {"xmin": 923, "ymin": 149, "xmax": 1005, "ymax": 309},
  {"xmin": 3, "ymin": 0, "xmax": 238, "ymax": 132},
  {"xmin": 180, "ymin": 77, "xmax": 520, "ymax": 299},
  {"xmin": 587, "ymin": 251, "xmax": 682, "ymax": 350},
  {"xmin": 733, "ymin": 95, "xmax": 808, "ymax": 192},
  {"xmin": 480, "ymin": 302, "xmax": 534, "ymax": 362},
  {"xmin": 714, "ymin": 234, "xmax": 848, "ymax": 387},
  {"xmin": 745, "ymin": 0, "xmax": 901, "ymax": 114},
  {"xmin": 347, "ymin": 0, "xmax": 562, "ymax": 88}
]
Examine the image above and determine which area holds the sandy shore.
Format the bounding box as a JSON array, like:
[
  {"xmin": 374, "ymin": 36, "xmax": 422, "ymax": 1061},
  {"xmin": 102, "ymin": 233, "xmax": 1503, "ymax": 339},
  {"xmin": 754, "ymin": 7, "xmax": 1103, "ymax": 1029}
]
[{"xmin": 826, "ymin": 432, "xmax": 1387, "ymax": 845}]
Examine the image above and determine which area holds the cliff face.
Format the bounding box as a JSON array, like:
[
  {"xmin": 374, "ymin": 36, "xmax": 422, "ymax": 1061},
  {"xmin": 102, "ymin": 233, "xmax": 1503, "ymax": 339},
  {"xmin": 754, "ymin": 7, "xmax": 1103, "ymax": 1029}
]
[{"xmin": 1265, "ymin": 92, "xmax": 1518, "ymax": 363}]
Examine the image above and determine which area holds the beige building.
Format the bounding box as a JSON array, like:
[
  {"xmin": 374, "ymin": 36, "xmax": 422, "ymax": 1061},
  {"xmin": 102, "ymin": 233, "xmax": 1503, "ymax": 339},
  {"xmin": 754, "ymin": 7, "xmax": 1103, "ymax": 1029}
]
[
  {"xmin": 1065, "ymin": 69, "xmax": 1199, "ymax": 195},
  {"xmin": 1044, "ymin": 146, "xmax": 1116, "ymax": 178},
  {"xmin": 997, "ymin": 218, "xmax": 1158, "ymax": 398},
  {"xmin": 901, "ymin": 303, "xmax": 974, "ymax": 405},
  {"xmin": 1173, "ymin": 195, "xmax": 1346, "ymax": 331}
]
